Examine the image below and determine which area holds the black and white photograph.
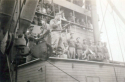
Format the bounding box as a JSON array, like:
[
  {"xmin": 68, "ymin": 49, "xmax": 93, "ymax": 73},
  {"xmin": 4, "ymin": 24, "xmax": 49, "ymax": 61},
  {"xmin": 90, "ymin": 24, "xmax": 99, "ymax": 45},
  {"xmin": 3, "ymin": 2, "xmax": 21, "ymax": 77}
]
[{"xmin": 0, "ymin": 0, "xmax": 125, "ymax": 82}]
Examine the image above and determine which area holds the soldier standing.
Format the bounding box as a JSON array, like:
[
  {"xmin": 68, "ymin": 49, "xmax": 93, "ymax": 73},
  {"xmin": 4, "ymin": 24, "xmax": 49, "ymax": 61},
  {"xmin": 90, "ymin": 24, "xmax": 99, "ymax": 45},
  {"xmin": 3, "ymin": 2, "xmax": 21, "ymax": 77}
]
[
  {"xmin": 75, "ymin": 37, "xmax": 83, "ymax": 60},
  {"xmin": 50, "ymin": 13, "xmax": 62, "ymax": 53},
  {"xmin": 82, "ymin": 39, "xmax": 88, "ymax": 59},
  {"xmin": 67, "ymin": 33, "xmax": 76, "ymax": 59},
  {"xmin": 87, "ymin": 20, "xmax": 93, "ymax": 31}
]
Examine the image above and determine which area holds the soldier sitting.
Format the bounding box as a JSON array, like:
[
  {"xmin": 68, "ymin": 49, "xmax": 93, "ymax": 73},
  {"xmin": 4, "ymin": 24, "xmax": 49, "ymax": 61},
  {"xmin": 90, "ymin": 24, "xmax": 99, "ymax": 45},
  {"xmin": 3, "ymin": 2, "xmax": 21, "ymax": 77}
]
[
  {"xmin": 102, "ymin": 42, "xmax": 110, "ymax": 62},
  {"xmin": 85, "ymin": 40, "xmax": 97, "ymax": 60},
  {"xmin": 96, "ymin": 41, "xmax": 104, "ymax": 60}
]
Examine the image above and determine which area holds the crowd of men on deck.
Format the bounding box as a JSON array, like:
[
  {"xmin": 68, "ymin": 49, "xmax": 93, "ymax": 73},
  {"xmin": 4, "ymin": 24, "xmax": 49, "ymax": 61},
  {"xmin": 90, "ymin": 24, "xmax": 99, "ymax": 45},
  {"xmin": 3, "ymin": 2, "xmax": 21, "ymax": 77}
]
[{"xmin": 26, "ymin": 0, "xmax": 109, "ymax": 62}]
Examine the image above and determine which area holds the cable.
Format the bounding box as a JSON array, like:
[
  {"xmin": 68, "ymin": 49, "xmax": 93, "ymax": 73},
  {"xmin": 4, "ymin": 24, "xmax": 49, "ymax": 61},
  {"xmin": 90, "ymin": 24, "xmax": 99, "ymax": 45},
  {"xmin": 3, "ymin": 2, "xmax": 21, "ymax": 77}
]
[
  {"xmin": 111, "ymin": 7, "xmax": 125, "ymax": 62},
  {"xmin": 47, "ymin": 61, "xmax": 80, "ymax": 82},
  {"xmin": 118, "ymin": 23, "xmax": 125, "ymax": 55},
  {"xmin": 100, "ymin": 1, "xmax": 118, "ymax": 82},
  {"xmin": 99, "ymin": 0, "xmax": 109, "ymax": 33}
]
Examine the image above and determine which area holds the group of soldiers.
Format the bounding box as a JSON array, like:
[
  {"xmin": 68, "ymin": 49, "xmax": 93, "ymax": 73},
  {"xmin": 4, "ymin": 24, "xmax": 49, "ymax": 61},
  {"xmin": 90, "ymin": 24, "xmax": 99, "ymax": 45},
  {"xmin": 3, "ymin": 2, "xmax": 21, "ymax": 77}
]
[
  {"xmin": 26, "ymin": 10, "xmax": 109, "ymax": 62},
  {"xmin": 26, "ymin": 0, "xmax": 109, "ymax": 62},
  {"xmin": 62, "ymin": 33, "xmax": 110, "ymax": 61}
]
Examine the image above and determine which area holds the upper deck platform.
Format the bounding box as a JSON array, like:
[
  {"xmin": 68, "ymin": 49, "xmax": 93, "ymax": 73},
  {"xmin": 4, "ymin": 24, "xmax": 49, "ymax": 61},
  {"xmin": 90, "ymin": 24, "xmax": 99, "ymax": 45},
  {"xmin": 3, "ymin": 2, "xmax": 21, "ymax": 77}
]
[
  {"xmin": 18, "ymin": 57, "xmax": 125, "ymax": 67},
  {"xmin": 52, "ymin": 0, "xmax": 91, "ymax": 17}
]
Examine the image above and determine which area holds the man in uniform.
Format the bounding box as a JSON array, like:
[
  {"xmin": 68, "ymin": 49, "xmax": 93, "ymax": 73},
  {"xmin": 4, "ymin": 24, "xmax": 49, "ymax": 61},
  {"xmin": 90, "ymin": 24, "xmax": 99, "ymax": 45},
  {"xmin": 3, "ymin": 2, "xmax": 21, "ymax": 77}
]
[
  {"xmin": 82, "ymin": 39, "xmax": 88, "ymax": 59},
  {"xmin": 75, "ymin": 37, "xmax": 83, "ymax": 60},
  {"xmin": 50, "ymin": 13, "xmax": 62, "ymax": 53},
  {"xmin": 85, "ymin": 0, "xmax": 91, "ymax": 10},
  {"xmin": 87, "ymin": 20, "xmax": 93, "ymax": 31},
  {"xmin": 68, "ymin": 12, "xmax": 75, "ymax": 22},
  {"xmin": 67, "ymin": 33, "xmax": 76, "ymax": 59},
  {"xmin": 85, "ymin": 40, "xmax": 97, "ymax": 60},
  {"xmin": 80, "ymin": 19, "xmax": 86, "ymax": 27},
  {"xmin": 102, "ymin": 42, "xmax": 110, "ymax": 62},
  {"xmin": 96, "ymin": 41, "xmax": 104, "ymax": 60}
]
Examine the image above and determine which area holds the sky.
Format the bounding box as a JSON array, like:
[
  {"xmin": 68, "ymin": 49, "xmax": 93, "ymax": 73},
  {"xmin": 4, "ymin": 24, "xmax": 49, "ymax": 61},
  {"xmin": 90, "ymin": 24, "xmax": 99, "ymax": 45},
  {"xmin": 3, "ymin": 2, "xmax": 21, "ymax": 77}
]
[{"xmin": 96, "ymin": 0, "xmax": 125, "ymax": 62}]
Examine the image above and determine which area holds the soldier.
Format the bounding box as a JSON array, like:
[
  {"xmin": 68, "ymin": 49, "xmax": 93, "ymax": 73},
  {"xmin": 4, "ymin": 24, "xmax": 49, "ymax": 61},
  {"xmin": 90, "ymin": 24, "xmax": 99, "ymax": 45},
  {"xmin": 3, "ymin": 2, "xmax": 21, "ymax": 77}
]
[
  {"xmin": 46, "ymin": 3, "xmax": 52, "ymax": 15},
  {"xmin": 85, "ymin": 40, "xmax": 97, "ymax": 60},
  {"xmin": 68, "ymin": 12, "xmax": 75, "ymax": 22},
  {"xmin": 59, "ymin": 9, "xmax": 67, "ymax": 20},
  {"xmin": 102, "ymin": 42, "xmax": 110, "ymax": 61},
  {"xmin": 80, "ymin": 19, "xmax": 86, "ymax": 27},
  {"xmin": 32, "ymin": 15, "xmax": 38, "ymax": 25},
  {"xmin": 39, "ymin": 17, "xmax": 51, "ymax": 45},
  {"xmin": 41, "ymin": 3, "xmax": 47, "ymax": 14},
  {"xmin": 76, "ymin": 18, "xmax": 80, "ymax": 24},
  {"xmin": 96, "ymin": 41, "xmax": 104, "ymax": 60},
  {"xmin": 82, "ymin": 39, "xmax": 88, "ymax": 59},
  {"xmin": 85, "ymin": 0, "xmax": 91, "ymax": 10},
  {"xmin": 67, "ymin": 33, "xmax": 76, "ymax": 59},
  {"xmin": 50, "ymin": 13, "xmax": 62, "ymax": 53},
  {"xmin": 36, "ymin": 3, "xmax": 42, "ymax": 13},
  {"xmin": 75, "ymin": 37, "xmax": 83, "ymax": 60},
  {"xmin": 87, "ymin": 20, "xmax": 93, "ymax": 31}
]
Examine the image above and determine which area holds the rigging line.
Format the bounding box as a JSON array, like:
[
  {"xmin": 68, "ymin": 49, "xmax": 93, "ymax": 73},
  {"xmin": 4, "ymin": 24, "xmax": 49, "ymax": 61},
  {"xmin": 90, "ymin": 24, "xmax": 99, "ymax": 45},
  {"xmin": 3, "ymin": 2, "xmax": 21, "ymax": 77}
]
[
  {"xmin": 118, "ymin": 23, "xmax": 125, "ymax": 54},
  {"xmin": 111, "ymin": 8, "xmax": 125, "ymax": 62},
  {"xmin": 116, "ymin": 19, "xmax": 125, "ymax": 32},
  {"xmin": 100, "ymin": 1, "xmax": 118, "ymax": 82},
  {"xmin": 46, "ymin": 61, "xmax": 80, "ymax": 82},
  {"xmin": 115, "ymin": 17, "xmax": 125, "ymax": 59},
  {"xmin": 99, "ymin": 0, "xmax": 112, "ymax": 58},
  {"xmin": 102, "ymin": 10, "xmax": 119, "ymax": 82},
  {"xmin": 99, "ymin": 0, "xmax": 109, "ymax": 33}
]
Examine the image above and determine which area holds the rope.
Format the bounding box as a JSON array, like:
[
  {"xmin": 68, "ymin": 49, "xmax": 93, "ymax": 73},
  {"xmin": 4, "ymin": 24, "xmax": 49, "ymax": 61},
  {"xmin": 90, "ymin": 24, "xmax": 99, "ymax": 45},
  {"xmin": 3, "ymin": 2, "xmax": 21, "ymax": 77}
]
[
  {"xmin": 111, "ymin": 7, "xmax": 125, "ymax": 62},
  {"xmin": 47, "ymin": 61, "xmax": 80, "ymax": 82},
  {"xmin": 99, "ymin": 0, "xmax": 108, "ymax": 33},
  {"xmin": 100, "ymin": 0, "xmax": 118, "ymax": 82},
  {"xmin": 116, "ymin": 19, "xmax": 125, "ymax": 54}
]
